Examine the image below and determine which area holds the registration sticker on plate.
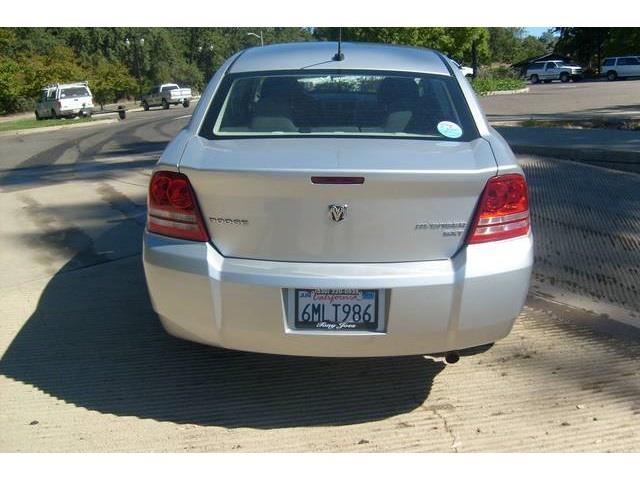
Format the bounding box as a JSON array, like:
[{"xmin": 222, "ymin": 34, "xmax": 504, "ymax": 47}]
[{"xmin": 292, "ymin": 289, "xmax": 381, "ymax": 331}]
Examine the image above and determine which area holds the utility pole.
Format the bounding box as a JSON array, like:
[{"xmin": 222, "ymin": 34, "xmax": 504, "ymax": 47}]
[{"xmin": 471, "ymin": 38, "xmax": 478, "ymax": 78}]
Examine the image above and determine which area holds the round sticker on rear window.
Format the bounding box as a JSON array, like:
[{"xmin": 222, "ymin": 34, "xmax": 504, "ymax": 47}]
[{"xmin": 437, "ymin": 121, "xmax": 463, "ymax": 139}]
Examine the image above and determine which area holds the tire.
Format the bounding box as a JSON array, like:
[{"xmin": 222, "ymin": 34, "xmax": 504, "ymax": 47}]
[
  {"xmin": 530, "ymin": 74, "xmax": 539, "ymax": 84},
  {"xmin": 143, "ymin": 101, "xmax": 149, "ymax": 111},
  {"xmin": 560, "ymin": 72, "xmax": 570, "ymax": 83},
  {"xmin": 162, "ymin": 99, "xmax": 169, "ymax": 110},
  {"xmin": 35, "ymin": 111, "xmax": 42, "ymax": 121},
  {"xmin": 607, "ymin": 70, "xmax": 618, "ymax": 81},
  {"xmin": 183, "ymin": 100, "xmax": 190, "ymax": 108}
]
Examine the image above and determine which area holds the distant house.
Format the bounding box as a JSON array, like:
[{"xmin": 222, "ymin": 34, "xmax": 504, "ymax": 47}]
[{"xmin": 511, "ymin": 53, "xmax": 571, "ymax": 76}]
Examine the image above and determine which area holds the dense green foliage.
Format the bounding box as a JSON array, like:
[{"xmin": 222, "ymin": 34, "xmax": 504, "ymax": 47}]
[
  {"xmin": 315, "ymin": 27, "xmax": 490, "ymax": 65},
  {"xmin": 2, "ymin": 27, "xmax": 634, "ymax": 114},
  {"xmin": 555, "ymin": 28, "xmax": 640, "ymax": 73},
  {"xmin": 0, "ymin": 27, "xmax": 312, "ymax": 113},
  {"xmin": 487, "ymin": 28, "xmax": 556, "ymax": 64}
]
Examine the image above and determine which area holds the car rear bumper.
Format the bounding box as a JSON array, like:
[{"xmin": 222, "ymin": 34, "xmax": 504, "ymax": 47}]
[
  {"xmin": 60, "ymin": 107, "xmax": 93, "ymax": 115},
  {"xmin": 142, "ymin": 232, "xmax": 533, "ymax": 357}
]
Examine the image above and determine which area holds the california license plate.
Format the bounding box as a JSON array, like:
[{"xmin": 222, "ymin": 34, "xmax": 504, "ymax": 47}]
[{"xmin": 293, "ymin": 289, "xmax": 380, "ymax": 331}]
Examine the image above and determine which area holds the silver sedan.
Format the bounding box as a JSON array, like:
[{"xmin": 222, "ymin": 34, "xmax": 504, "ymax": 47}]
[{"xmin": 143, "ymin": 42, "xmax": 533, "ymax": 360}]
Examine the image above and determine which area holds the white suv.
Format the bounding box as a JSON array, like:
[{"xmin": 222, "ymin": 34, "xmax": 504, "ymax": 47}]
[
  {"xmin": 35, "ymin": 82, "xmax": 94, "ymax": 120},
  {"xmin": 601, "ymin": 56, "xmax": 640, "ymax": 81},
  {"xmin": 526, "ymin": 61, "xmax": 583, "ymax": 84}
]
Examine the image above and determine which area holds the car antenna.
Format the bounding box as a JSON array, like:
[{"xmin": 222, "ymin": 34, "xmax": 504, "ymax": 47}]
[{"xmin": 333, "ymin": 27, "xmax": 344, "ymax": 61}]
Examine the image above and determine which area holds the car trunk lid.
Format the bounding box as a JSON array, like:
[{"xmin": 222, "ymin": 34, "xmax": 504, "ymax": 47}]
[{"xmin": 180, "ymin": 136, "xmax": 497, "ymax": 263}]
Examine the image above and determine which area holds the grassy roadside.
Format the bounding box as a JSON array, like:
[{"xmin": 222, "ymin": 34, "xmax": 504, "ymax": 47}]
[
  {"xmin": 0, "ymin": 116, "xmax": 96, "ymax": 133},
  {"xmin": 471, "ymin": 77, "xmax": 527, "ymax": 96}
]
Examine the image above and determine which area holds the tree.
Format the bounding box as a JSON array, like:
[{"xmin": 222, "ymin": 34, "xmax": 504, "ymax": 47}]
[
  {"xmin": 517, "ymin": 36, "xmax": 547, "ymax": 61},
  {"xmin": 314, "ymin": 27, "xmax": 489, "ymax": 65},
  {"xmin": 89, "ymin": 59, "xmax": 137, "ymax": 108},
  {"xmin": 540, "ymin": 29, "xmax": 558, "ymax": 51},
  {"xmin": 18, "ymin": 46, "xmax": 87, "ymax": 100},
  {"xmin": 556, "ymin": 28, "xmax": 610, "ymax": 72},
  {"xmin": 488, "ymin": 28, "xmax": 524, "ymax": 63},
  {"xmin": 0, "ymin": 57, "xmax": 23, "ymax": 113}
]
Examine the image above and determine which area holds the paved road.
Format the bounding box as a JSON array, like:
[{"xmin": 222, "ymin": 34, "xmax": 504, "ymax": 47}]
[
  {"xmin": 480, "ymin": 79, "xmax": 640, "ymax": 121},
  {"xmin": 0, "ymin": 106, "xmax": 193, "ymax": 172},
  {"xmin": 0, "ymin": 113, "xmax": 638, "ymax": 452}
]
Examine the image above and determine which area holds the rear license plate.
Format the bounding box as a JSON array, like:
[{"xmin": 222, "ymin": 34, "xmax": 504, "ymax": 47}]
[{"xmin": 293, "ymin": 289, "xmax": 380, "ymax": 331}]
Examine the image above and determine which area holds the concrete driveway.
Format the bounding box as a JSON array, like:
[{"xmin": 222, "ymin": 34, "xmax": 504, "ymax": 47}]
[{"xmin": 0, "ymin": 110, "xmax": 638, "ymax": 452}]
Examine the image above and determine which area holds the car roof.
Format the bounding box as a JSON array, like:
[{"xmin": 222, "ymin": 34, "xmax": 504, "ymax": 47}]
[{"xmin": 228, "ymin": 42, "xmax": 452, "ymax": 76}]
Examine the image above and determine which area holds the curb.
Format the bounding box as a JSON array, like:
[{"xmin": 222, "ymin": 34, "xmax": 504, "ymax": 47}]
[
  {"xmin": 529, "ymin": 283, "xmax": 640, "ymax": 331},
  {"xmin": 0, "ymin": 118, "xmax": 119, "ymax": 137},
  {"xmin": 483, "ymin": 87, "xmax": 530, "ymax": 96},
  {"xmin": 510, "ymin": 144, "xmax": 640, "ymax": 175}
]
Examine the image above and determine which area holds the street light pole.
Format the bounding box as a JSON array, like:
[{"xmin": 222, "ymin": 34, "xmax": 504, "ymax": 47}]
[
  {"xmin": 125, "ymin": 35, "xmax": 145, "ymax": 100},
  {"xmin": 247, "ymin": 30, "xmax": 264, "ymax": 47},
  {"xmin": 198, "ymin": 43, "xmax": 215, "ymax": 75}
]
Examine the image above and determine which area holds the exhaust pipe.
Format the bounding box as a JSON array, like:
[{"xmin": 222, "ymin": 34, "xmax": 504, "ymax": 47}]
[
  {"xmin": 426, "ymin": 351, "xmax": 460, "ymax": 365},
  {"xmin": 444, "ymin": 351, "xmax": 460, "ymax": 365}
]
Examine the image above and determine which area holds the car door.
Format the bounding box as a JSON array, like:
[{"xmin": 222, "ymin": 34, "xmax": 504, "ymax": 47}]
[
  {"xmin": 36, "ymin": 90, "xmax": 49, "ymax": 117},
  {"xmin": 616, "ymin": 58, "xmax": 629, "ymax": 77},
  {"xmin": 601, "ymin": 58, "xmax": 615, "ymax": 75},
  {"xmin": 43, "ymin": 89, "xmax": 57, "ymax": 116},
  {"xmin": 619, "ymin": 57, "xmax": 640, "ymax": 77},
  {"xmin": 148, "ymin": 86, "xmax": 159, "ymax": 106},
  {"xmin": 160, "ymin": 85, "xmax": 170, "ymax": 102},
  {"xmin": 544, "ymin": 62, "xmax": 558, "ymax": 80},
  {"xmin": 539, "ymin": 62, "xmax": 549, "ymax": 79},
  {"xmin": 146, "ymin": 87, "xmax": 154, "ymax": 105},
  {"xmin": 528, "ymin": 63, "xmax": 540, "ymax": 79}
]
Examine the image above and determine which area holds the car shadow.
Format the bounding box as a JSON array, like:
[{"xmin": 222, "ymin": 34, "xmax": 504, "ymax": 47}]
[{"xmin": 0, "ymin": 218, "xmax": 444, "ymax": 428}]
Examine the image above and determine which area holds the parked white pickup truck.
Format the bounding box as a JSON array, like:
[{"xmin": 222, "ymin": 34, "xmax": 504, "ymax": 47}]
[
  {"xmin": 141, "ymin": 83, "xmax": 192, "ymax": 110},
  {"xmin": 35, "ymin": 82, "xmax": 94, "ymax": 120}
]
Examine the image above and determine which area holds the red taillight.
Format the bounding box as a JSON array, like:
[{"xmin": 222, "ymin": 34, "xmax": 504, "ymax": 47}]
[
  {"xmin": 147, "ymin": 171, "xmax": 209, "ymax": 242},
  {"xmin": 467, "ymin": 174, "xmax": 530, "ymax": 244}
]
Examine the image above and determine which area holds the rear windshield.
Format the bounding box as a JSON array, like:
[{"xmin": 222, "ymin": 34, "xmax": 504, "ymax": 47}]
[
  {"xmin": 60, "ymin": 87, "xmax": 90, "ymax": 98},
  {"xmin": 200, "ymin": 70, "xmax": 478, "ymax": 141}
]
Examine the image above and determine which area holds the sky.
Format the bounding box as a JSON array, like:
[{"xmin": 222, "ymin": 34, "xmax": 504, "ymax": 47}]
[{"xmin": 523, "ymin": 27, "xmax": 556, "ymax": 38}]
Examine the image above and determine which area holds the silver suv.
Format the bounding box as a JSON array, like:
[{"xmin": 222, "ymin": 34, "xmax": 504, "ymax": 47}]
[
  {"xmin": 142, "ymin": 42, "xmax": 533, "ymax": 359},
  {"xmin": 601, "ymin": 56, "xmax": 640, "ymax": 81},
  {"xmin": 526, "ymin": 60, "xmax": 583, "ymax": 84}
]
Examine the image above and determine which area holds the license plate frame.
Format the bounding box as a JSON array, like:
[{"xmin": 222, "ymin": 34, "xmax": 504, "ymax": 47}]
[{"xmin": 288, "ymin": 288, "xmax": 384, "ymax": 332}]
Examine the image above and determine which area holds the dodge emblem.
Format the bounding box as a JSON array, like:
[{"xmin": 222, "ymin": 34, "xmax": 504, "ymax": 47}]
[{"xmin": 328, "ymin": 204, "xmax": 348, "ymax": 222}]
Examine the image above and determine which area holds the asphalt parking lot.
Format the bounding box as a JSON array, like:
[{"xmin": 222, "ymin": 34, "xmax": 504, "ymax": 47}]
[
  {"xmin": 0, "ymin": 106, "xmax": 639, "ymax": 452},
  {"xmin": 480, "ymin": 78, "xmax": 640, "ymax": 121}
]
